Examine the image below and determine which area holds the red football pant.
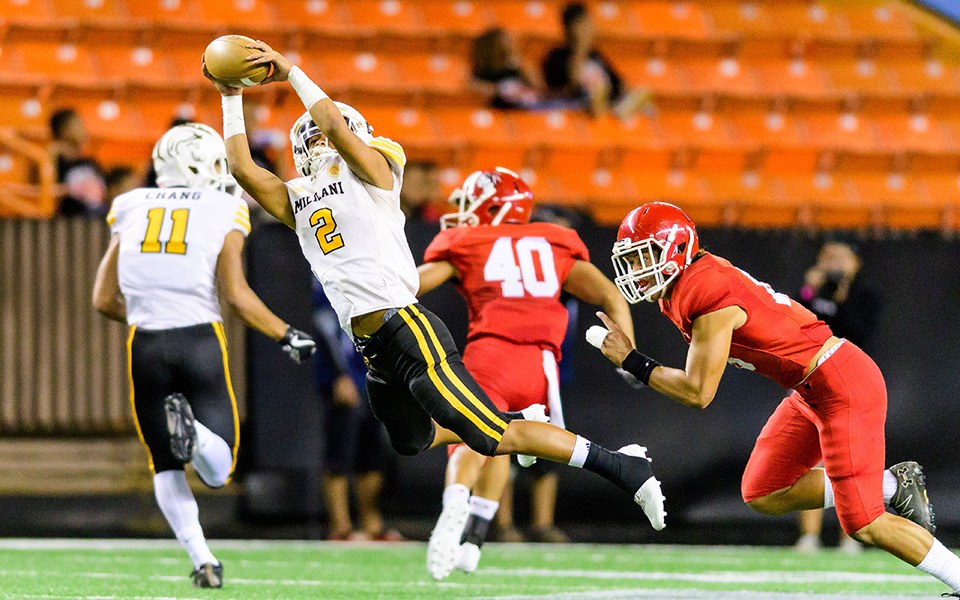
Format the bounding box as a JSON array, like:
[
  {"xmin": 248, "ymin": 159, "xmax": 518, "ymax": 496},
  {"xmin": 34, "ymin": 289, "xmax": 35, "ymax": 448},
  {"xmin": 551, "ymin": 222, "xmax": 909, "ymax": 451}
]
[
  {"xmin": 447, "ymin": 337, "xmax": 558, "ymax": 457},
  {"xmin": 741, "ymin": 341, "xmax": 887, "ymax": 533}
]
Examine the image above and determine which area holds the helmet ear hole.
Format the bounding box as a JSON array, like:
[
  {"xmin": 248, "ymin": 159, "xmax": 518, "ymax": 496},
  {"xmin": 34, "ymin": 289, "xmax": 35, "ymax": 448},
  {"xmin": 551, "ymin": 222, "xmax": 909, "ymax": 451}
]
[{"xmin": 677, "ymin": 242, "xmax": 686, "ymax": 254}]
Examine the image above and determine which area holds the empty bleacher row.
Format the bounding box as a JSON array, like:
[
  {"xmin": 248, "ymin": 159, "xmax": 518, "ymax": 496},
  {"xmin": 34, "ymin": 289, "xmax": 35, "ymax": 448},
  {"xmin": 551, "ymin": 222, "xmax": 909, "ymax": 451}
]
[{"xmin": 1, "ymin": 0, "xmax": 960, "ymax": 228}]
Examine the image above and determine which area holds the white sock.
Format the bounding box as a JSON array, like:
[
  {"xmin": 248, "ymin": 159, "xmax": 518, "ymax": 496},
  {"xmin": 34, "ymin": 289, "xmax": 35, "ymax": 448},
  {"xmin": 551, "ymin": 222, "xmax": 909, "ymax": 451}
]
[
  {"xmin": 822, "ymin": 470, "xmax": 835, "ymax": 509},
  {"xmin": 469, "ymin": 496, "xmax": 500, "ymax": 521},
  {"xmin": 442, "ymin": 483, "xmax": 470, "ymax": 508},
  {"xmin": 917, "ymin": 538, "xmax": 960, "ymax": 593},
  {"xmin": 153, "ymin": 470, "xmax": 217, "ymax": 569},
  {"xmin": 192, "ymin": 420, "xmax": 233, "ymax": 487},
  {"xmin": 568, "ymin": 435, "xmax": 590, "ymax": 469},
  {"xmin": 882, "ymin": 469, "xmax": 897, "ymax": 504}
]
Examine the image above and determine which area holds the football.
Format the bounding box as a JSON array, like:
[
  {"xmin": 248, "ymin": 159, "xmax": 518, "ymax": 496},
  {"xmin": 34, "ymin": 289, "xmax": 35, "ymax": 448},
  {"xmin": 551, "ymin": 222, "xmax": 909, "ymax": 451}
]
[{"xmin": 203, "ymin": 35, "xmax": 273, "ymax": 87}]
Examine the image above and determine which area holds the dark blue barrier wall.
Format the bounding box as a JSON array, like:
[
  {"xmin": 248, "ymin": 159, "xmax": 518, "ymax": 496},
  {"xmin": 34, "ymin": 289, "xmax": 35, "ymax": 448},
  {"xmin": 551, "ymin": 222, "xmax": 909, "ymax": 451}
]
[{"xmin": 243, "ymin": 220, "xmax": 960, "ymax": 541}]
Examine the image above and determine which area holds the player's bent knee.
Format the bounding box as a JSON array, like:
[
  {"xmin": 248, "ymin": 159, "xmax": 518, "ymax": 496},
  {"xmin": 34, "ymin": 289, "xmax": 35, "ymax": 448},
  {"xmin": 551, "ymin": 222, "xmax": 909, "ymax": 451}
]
[
  {"xmin": 461, "ymin": 432, "xmax": 500, "ymax": 457},
  {"xmin": 746, "ymin": 495, "xmax": 780, "ymax": 515}
]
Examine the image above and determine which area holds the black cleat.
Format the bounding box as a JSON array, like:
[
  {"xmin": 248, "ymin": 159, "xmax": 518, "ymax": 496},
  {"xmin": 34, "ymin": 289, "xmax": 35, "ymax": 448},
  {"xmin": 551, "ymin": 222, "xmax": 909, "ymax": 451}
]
[
  {"xmin": 889, "ymin": 461, "xmax": 936, "ymax": 534},
  {"xmin": 164, "ymin": 393, "xmax": 197, "ymax": 463},
  {"xmin": 941, "ymin": 593, "xmax": 960, "ymax": 598},
  {"xmin": 191, "ymin": 562, "xmax": 223, "ymax": 588}
]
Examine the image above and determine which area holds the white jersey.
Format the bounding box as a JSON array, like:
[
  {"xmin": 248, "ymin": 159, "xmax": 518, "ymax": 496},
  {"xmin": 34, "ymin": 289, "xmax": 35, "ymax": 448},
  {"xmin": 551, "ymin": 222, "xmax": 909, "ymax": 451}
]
[
  {"xmin": 285, "ymin": 137, "xmax": 418, "ymax": 338},
  {"xmin": 107, "ymin": 187, "xmax": 251, "ymax": 329}
]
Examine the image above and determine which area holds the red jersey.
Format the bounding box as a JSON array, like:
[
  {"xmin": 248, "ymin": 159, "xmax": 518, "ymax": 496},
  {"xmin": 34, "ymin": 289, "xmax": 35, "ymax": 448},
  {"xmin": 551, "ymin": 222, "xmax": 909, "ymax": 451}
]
[
  {"xmin": 659, "ymin": 254, "xmax": 833, "ymax": 389},
  {"xmin": 423, "ymin": 222, "xmax": 589, "ymax": 357}
]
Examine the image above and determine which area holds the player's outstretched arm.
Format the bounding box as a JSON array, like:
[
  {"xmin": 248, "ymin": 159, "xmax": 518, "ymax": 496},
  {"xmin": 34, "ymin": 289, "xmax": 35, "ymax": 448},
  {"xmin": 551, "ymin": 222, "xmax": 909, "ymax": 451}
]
[
  {"xmin": 417, "ymin": 261, "xmax": 458, "ymax": 296},
  {"xmin": 203, "ymin": 62, "xmax": 294, "ymax": 228},
  {"xmin": 245, "ymin": 41, "xmax": 394, "ymax": 190},
  {"xmin": 92, "ymin": 234, "xmax": 126, "ymax": 322},
  {"xmin": 216, "ymin": 231, "xmax": 288, "ymax": 341},
  {"xmin": 563, "ymin": 259, "xmax": 635, "ymax": 345}
]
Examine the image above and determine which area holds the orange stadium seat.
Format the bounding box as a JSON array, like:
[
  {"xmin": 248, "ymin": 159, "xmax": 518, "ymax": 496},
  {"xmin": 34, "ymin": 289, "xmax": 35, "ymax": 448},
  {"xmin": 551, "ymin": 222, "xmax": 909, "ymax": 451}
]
[
  {"xmin": 872, "ymin": 113, "xmax": 953, "ymax": 155},
  {"xmin": 357, "ymin": 105, "xmax": 441, "ymax": 150},
  {"xmin": 702, "ymin": 172, "xmax": 794, "ymax": 227},
  {"xmin": 706, "ymin": 2, "xmax": 778, "ymax": 37},
  {"xmin": 96, "ymin": 45, "xmax": 174, "ymax": 86},
  {"xmin": 0, "ymin": 0, "xmax": 52, "ymax": 23},
  {"xmin": 629, "ymin": 1, "xmax": 709, "ymax": 39},
  {"xmin": 657, "ymin": 109, "xmax": 733, "ymax": 148},
  {"xmin": 433, "ymin": 107, "xmax": 516, "ymax": 148},
  {"xmin": 612, "ymin": 54, "xmax": 690, "ymax": 96},
  {"xmin": 509, "ymin": 110, "xmax": 589, "ymax": 149},
  {"xmin": 821, "ymin": 59, "xmax": 898, "ymax": 96},
  {"xmin": 848, "ymin": 172, "xmax": 940, "ymax": 229},
  {"xmin": 889, "ymin": 60, "xmax": 960, "ymax": 96},
  {"xmin": 487, "ymin": 1, "xmax": 562, "ymax": 38},
  {"xmin": 591, "ymin": 1, "xmax": 640, "ymax": 39},
  {"xmin": 392, "ymin": 53, "xmax": 470, "ymax": 96},
  {"xmin": 0, "ymin": 150, "xmax": 35, "ymax": 188},
  {"xmin": 548, "ymin": 166, "xmax": 631, "ymax": 206},
  {"xmin": 584, "ymin": 115, "xmax": 663, "ymax": 157},
  {"xmin": 763, "ymin": 3, "xmax": 850, "ymax": 39},
  {"xmin": 127, "ymin": 0, "xmax": 203, "ymax": 27},
  {"xmin": 841, "ymin": 5, "xmax": 918, "ymax": 41},
  {"xmin": 754, "ymin": 60, "xmax": 831, "ymax": 98},
  {"xmin": 340, "ymin": 0, "xmax": 426, "ymax": 36},
  {"xmin": 309, "ymin": 50, "xmax": 399, "ymax": 94},
  {"xmin": 17, "ymin": 41, "xmax": 99, "ymax": 86},
  {"xmin": 781, "ymin": 172, "xmax": 871, "ymax": 229},
  {"xmin": 194, "ymin": 0, "xmax": 277, "ymax": 31},
  {"xmin": 0, "ymin": 88, "xmax": 47, "ymax": 131},
  {"xmin": 271, "ymin": 0, "xmax": 347, "ymax": 32},
  {"xmin": 681, "ymin": 57, "xmax": 762, "ymax": 97},
  {"xmin": 761, "ymin": 147, "xmax": 821, "ymax": 175},
  {"xmin": 419, "ymin": 0, "xmax": 492, "ymax": 36},
  {"xmin": 48, "ymin": 0, "xmax": 126, "ymax": 21},
  {"xmin": 726, "ymin": 108, "xmax": 807, "ymax": 149},
  {"xmin": 799, "ymin": 110, "xmax": 878, "ymax": 153}
]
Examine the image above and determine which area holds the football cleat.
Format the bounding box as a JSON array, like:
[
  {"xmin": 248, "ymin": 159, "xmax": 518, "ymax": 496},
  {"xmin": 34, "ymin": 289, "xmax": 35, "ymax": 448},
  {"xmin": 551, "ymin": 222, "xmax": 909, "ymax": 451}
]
[
  {"xmin": 516, "ymin": 404, "xmax": 549, "ymax": 468},
  {"xmin": 455, "ymin": 542, "xmax": 481, "ymax": 574},
  {"xmin": 191, "ymin": 562, "xmax": 223, "ymax": 588},
  {"xmin": 888, "ymin": 461, "xmax": 936, "ymax": 534},
  {"xmin": 427, "ymin": 496, "xmax": 470, "ymax": 580},
  {"xmin": 164, "ymin": 393, "xmax": 197, "ymax": 463},
  {"xmin": 618, "ymin": 444, "xmax": 666, "ymax": 531}
]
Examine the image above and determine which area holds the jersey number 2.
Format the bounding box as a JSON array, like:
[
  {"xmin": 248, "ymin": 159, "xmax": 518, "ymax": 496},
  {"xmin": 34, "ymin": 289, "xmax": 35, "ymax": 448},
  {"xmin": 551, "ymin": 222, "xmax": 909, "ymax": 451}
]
[
  {"xmin": 141, "ymin": 208, "xmax": 189, "ymax": 254},
  {"xmin": 309, "ymin": 208, "xmax": 344, "ymax": 255},
  {"xmin": 484, "ymin": 236, "xmax": 559, "ymax": 298}
]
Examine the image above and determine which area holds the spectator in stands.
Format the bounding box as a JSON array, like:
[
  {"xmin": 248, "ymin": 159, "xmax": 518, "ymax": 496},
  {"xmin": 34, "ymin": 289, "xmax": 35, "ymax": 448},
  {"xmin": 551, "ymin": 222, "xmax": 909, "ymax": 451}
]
[
  {"xmin": 104, "ymin": 166, "xmax": 141, "ymax": 201},
  {"xmin": 795, "ymin": 239, "xmax": 883, "ymax": 553},
  {"xmin": 400, "ymin": 160, "xmax": 443, "ymax": 223},
  {"xmin": 312, "ymin": 279, "xmax": 402, "ymax": 541},
  {"xmin": 472, "ymin": 28, "xmax": 549, "ymax": 110},
  {"xmin": 47, "ymin": 108, "xmax": 107, "ymax": 217},
  {"xmin": 541, "ymin": 2, "xmax": 650, "ymax": 119}
]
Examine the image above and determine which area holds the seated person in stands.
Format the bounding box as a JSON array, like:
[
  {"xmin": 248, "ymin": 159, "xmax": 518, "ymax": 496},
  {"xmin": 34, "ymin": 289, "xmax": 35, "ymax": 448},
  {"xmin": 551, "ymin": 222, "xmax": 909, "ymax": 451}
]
[
  {"xmin": 471, "ymin": 28, "xmax": 548, "ymax": 110},
  {"xmin": 541, "ymin": 2, "xmax": 649, "ymax": 119},
  {"xmin": 46, "ymin": 108, "xmax": 107, "ymax": 217}
]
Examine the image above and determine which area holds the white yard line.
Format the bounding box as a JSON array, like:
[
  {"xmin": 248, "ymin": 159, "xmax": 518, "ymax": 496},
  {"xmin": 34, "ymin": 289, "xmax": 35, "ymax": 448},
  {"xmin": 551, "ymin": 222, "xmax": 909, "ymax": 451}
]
[
  {"xmin": 478, "ymin": 590, "xmax": 929, "ymax": 600},
  {"xmin": 481, "ymin": 567, "xmax": 928, "ymax": 584}
]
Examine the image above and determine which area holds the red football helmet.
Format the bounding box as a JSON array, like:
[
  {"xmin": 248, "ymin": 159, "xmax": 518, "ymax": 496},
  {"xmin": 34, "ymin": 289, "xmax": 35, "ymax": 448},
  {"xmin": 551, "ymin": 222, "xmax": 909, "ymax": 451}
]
[
  {"xmin": 441, "ymin": 167, "xmax": 534, "ymax": 230},
  {"xmin": 612, "ymin": 202, "xmax": 700, "ymax": 303}
]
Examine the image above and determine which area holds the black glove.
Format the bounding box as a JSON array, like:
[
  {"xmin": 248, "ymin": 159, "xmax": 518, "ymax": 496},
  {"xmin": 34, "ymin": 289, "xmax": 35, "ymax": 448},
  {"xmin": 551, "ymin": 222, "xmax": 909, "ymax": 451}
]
[{"xmin": 279, "ymin": 325, "xmax": 316, "ymax": 364}]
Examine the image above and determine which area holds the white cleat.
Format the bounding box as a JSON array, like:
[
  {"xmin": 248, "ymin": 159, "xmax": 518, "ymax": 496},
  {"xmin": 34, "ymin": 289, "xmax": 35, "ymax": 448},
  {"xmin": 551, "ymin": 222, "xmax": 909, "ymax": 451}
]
[
  {"xmin": 427, "ymin": 497, "xmax": 470, "ymax": 580},
  {"xmin": 517, "ymin": 404, "xmax": 550, "ymax": 468},
  {"xmin": 618, "ymin": 444, "xmax": 666, "ymax": 531},
  {"xmin": 455, "ymin": 542, "xmax": 481, "ymax": 574}
]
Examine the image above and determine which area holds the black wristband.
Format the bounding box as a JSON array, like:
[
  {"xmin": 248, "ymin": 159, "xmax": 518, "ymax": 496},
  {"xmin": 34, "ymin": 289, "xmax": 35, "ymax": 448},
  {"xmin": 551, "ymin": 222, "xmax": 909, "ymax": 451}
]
[{"xmin": 621, "ymin": 350, "xmax": 662, "ymax": 386}]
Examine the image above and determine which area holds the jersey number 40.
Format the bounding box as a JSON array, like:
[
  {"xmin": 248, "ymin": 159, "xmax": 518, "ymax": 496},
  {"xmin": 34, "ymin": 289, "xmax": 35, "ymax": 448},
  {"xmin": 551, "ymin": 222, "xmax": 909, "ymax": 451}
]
[{"xmin": 484, "ymin": 236, "xmax": 559, "ymax": 298}]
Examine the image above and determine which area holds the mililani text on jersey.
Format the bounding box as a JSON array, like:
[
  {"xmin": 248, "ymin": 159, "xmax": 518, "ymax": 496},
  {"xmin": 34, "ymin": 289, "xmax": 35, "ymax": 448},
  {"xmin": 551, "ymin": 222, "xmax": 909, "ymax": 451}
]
[
  {"xmin": 293, "ymin": 181, "xmax": 345, "ymax": 213},
  {"xmin": 144, "ymin": 190, "xmax": 203, "ymax": 200}
]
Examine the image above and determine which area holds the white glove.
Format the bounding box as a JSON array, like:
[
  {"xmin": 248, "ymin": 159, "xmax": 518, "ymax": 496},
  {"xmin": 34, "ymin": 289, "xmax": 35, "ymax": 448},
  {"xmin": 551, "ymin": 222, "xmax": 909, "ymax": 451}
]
[{"xmin": 585, "ymin": 325, "xmax": 609, "ymax": 349}]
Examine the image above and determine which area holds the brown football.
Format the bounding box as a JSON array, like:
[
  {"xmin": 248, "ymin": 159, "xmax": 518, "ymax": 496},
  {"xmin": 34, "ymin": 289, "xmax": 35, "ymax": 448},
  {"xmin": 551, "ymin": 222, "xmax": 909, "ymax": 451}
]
[{"xmin": 203, "ymin": 35, "xmax": 273, "ymax": 87}]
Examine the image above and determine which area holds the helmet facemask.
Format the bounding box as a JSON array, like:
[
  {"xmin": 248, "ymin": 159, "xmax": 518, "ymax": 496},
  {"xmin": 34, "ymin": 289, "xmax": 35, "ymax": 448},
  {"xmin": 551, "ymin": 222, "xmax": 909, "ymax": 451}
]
[
  {"xmin": 289, "ymin": 103, "xmax": 374, "ymax": 178},
  {"xmin": 152, "ymin": 123, "xmax": 236, "ymax": 193},
  {"xmin": 612, "ymin": 226, "xmax": 692, "ymax": 303}
]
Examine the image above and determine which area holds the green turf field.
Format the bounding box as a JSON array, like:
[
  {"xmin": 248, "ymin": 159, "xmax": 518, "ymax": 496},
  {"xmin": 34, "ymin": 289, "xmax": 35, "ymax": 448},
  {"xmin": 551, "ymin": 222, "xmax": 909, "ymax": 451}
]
[{"xmin": 0, "ymin": 539, "xmax": 949, "ymax": 599}]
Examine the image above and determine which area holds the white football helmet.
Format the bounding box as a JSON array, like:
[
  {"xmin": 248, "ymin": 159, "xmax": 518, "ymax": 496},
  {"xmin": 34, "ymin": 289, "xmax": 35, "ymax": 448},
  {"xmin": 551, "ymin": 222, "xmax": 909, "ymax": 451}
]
[
  {"xmin": 152, "ymin": 123, "xmax": 237, "ymax": 193},
  {"xmin": 290, "ymin": 102, "xmax": 373, "ymax": 177}
]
